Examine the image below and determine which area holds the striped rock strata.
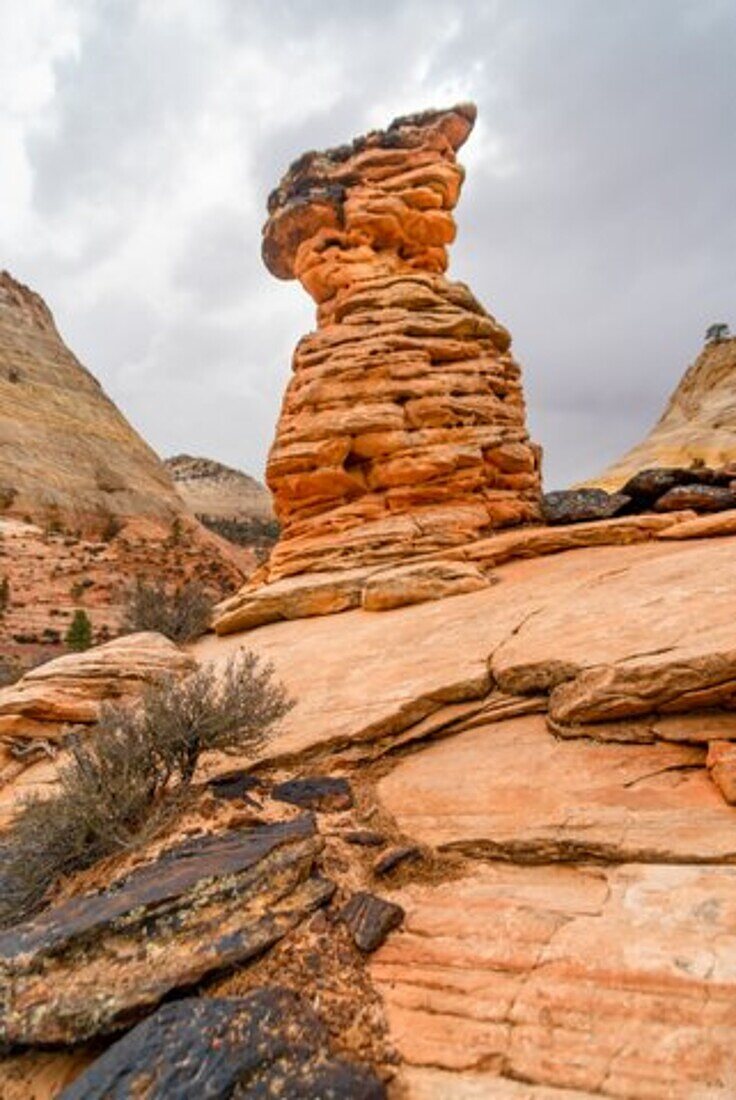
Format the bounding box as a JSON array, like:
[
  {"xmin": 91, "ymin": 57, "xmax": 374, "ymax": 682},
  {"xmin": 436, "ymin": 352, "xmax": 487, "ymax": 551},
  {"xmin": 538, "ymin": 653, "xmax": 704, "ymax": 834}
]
[{"xmin": 258, "ymin": 103, "xmax": 541, "ymax": 582}]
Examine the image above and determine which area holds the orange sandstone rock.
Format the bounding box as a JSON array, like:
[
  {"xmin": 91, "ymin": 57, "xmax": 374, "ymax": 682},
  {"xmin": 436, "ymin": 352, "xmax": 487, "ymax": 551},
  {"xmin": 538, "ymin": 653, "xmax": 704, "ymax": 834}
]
[{"xmin": 260, "ymin": 104, "xmax": 541, "ymax": 581}]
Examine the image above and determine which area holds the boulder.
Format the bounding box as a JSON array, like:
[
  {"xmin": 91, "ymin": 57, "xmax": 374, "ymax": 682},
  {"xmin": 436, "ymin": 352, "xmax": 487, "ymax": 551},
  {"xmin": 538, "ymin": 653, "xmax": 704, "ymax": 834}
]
[
  {"xmin": 654, "ymin": 483, "xmax": 736, "ymax": 512},
  {"xmin": 0, "ymin": 816, "xmax": 332, "ymax": 1044},
  {"xmin": 620, "ymin": 466, "xmax": 700, "ymax": 505},
  {"xmin": 272, "ymin": 776, "xmax": 354, "ymax": 813},
  {"xmin": 0, "ymin": 632, "xmax": 195, "ymax": 741},
  {"xmin": 541, "ymin": 488, "xmax": 630, "ymax": 525},
  {"xmin": 361, "ymin": 560, "xmax": 490, "ymax": 612},
  {"xmin": 59, "ymin": 990, "xmax": 385, "ymax": 1100},
  {"xmin": 339, "ymin": 892, "xmax": 405, "ymax": 953}
]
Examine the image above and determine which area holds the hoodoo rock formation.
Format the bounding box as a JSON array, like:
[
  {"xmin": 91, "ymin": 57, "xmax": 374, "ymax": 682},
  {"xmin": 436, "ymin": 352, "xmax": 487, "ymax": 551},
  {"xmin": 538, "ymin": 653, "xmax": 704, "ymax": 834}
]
[
  {"xmin": 260, "ymin": 104, "xmax": 541, "ymax": 580},
  {"xmin": 588, "ymin": 335, "xmax": 736, "ymax": 491}
]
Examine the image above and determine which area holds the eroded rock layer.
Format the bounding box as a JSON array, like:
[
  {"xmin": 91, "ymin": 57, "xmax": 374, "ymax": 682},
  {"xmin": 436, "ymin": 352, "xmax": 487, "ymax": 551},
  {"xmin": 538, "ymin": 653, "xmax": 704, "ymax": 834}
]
[{"xmin": 259, "ymin": 104, "xmax": 541, "ymax": 581}]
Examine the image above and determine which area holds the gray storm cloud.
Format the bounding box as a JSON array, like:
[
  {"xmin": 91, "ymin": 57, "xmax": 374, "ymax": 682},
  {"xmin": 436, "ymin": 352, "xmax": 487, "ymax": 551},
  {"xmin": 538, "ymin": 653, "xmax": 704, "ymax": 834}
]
[{"xmin": 2, "ymin": 0, "xmax": 735, "ymax": 487}]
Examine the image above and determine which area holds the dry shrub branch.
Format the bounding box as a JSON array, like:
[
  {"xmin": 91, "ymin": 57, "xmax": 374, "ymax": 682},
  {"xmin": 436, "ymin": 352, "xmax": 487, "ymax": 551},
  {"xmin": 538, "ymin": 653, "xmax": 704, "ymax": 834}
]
[{"xmin": 0, "ymin": 653, "xmax": 292, "ymax": 928}]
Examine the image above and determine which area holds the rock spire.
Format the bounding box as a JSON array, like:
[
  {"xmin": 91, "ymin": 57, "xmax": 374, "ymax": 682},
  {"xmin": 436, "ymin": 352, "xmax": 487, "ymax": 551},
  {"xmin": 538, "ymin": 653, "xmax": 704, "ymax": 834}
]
[{"xmin": 259, "ymin": 104, "xmax": 541, "ymax": 581}]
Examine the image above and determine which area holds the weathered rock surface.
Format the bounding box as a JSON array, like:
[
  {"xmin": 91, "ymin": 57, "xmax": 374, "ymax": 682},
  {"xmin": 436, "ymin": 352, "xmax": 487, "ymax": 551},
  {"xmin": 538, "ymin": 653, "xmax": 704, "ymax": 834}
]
[
  {"xmin": 657, "ymin": 507, "xmax": 736, "ymax": 539},
  {"xmin": 376, "ymin": 714, "xmax": 735, "ymax": 863},
  {"xmin": 237, "ymin": 104, "xmax": 541, "ymax": 595},
  {"xmin": 541, "ymin": 488, "xmax": 629, "ymax": 524},
  {"xmin": 213, "ymin": 512, "xmax": 690, "ymax": 635},
  {"xmin": 654, "ymin": 482, "xmax": 736, "ymax": 512},
  {"xmin": 371, "ymin": 862, "xmax": 736, "ymax": 1097},
  {"xmin": 588, "ymin": 336, "xmax": 736, "ymax": 491},
  {"xmin": 0, "ymin": 274, "xmax": 246, "ymax": 666},
  {"xmin": 0, "ymin": 816, "xmax": 332, "ymax": 1044},
  {"xmin": 272, "ymin": 775, "xmax": 354, "ymax": 812},
  {"xmin": 361, "ymin": 559, "xmax": 489, "ymax": 611},
  {"xmin": 0, "ymin": 631, "xmax": 194, "ymax": 741},
  {"xmin": 200, "ymin": 537, "xmax": 736, "ymax": 765},
  {"xmin": 165, "ymin": 454, "xmax": 277, "ymax": 552},
  {"xmin": 339, "ymin": 892, "xmax": 405, "ymax": 953},
  {"xmin": 707, "ymin": 741, "xmax": 736, "ymax": 805},
  {"xmin": 59, "ymin": 989, "xmax": 385, "ymax": 1100}
]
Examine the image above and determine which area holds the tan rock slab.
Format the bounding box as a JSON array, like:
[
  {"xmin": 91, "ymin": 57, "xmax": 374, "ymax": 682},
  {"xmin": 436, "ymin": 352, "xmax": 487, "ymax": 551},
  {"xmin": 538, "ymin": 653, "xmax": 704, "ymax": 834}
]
[
  {"xmin": 197, "ymin": 537, "xmax": 736, "ymax": 765},
  {"xmin": 361, "ymin": 559, "xmax": 490, "ymax": 611},
  {"xmin": 657, "ymin": 507, "xmax": 736, "ymax": 539},
  {"xmin": 548, "ymin": 648, "xmax": 736, "ymax": 727},
  {"xmin": 493, "ymin": 537, "xmax": 736, "ymax": 694},
  {"xmin": 213, "ymin": 568, "xmax": 371, "ymax": 634},
  {"xmin": 371, "ymin": 862, "xmax": 736, "ymax": 1097},
  {"xmin": 0, "ymin": 632, "xmax": 194, "ymax": 739},
  {"xmin": 376, "ymin": 713, "xmax": 736, "ymax": 863},
  {"xmin": 399, "ymin": 1068, "xmax": 601, "ymax": 1099}
]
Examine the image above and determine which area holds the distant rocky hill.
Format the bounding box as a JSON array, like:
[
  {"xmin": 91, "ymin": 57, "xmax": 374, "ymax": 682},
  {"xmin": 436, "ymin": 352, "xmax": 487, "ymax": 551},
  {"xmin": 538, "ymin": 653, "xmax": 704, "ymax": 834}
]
[
  {"xmin": 0, "ymin": 271, "xmax": 185, "ymax": 531},
  {"xmin": 587, "ymin": 335, "xmax": 736, "ymax": 490},
  {"xmin": 0, "ymin": 272, "xmax": 247, "ymax": 668},
  {"xmin": 165, "ymin": 455, "xmax": 278, "ymax": 554}
]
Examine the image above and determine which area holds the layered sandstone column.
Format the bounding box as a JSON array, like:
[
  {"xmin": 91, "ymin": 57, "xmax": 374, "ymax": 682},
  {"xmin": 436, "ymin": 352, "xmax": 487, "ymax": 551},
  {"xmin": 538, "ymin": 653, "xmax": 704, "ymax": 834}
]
[{"xmin": 261, "ymin": 104, "xmax": 541, "ymax": 581}]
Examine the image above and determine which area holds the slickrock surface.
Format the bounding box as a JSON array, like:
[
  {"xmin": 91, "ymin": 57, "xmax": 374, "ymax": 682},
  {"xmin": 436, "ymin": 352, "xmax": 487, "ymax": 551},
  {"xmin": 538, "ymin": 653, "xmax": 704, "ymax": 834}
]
[
  {"xmin": 5, "ymin": 531, "xmax": 736, "ymax": 1097},
  {"xmin": 370, "ymin": 863, "xmax": 736, "ymax": 1098},
  {"xmin": 588, "ymin": 336, "xmax": 736, "ymax": 491},
  {"xmin": 0, "ymin": 816, "xmax": 331, "ymax": 1044},
  {"xmin": 201, "ymin": 536, "xmax": 736, "ymax": 765},
  {"xmin": 213, "ymin": 510, "xmax": 691, "ymax": 634},
  {"xmin": 252, "ymin": 104, "xmax": 541, "ymax": 586}
]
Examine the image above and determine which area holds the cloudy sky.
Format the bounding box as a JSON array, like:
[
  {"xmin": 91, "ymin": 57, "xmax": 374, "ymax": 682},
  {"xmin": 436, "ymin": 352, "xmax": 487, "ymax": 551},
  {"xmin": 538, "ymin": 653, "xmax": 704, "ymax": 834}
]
[{"xmin": 2, "ymin": 0, "xmax": 735, "ymax": 488}]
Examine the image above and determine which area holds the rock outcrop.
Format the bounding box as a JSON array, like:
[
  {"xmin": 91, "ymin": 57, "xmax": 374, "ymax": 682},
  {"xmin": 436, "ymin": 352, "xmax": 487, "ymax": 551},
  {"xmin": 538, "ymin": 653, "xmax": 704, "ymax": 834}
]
[
  {"xmin": 258, "ymin": 104, "xmax": 541, "ymax": 581},
  {"xmin": 0, "ymin": 273, "xmax": 247, "ymax": 666},
  {"xmin": 165, "ymin": 454, "xmax": 277, "ymax": 553},
  {"xmin": 588, "ymin": 335, "xmax": 736, "ymax": 491}
]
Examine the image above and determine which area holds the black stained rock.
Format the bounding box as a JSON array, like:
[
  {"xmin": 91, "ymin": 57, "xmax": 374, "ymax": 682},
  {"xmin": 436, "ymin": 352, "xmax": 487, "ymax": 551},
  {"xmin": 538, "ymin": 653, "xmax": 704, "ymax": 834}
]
[
  {"xmin": 341, "ymin": 830, "xmax": 386, "ymax": 847},
  {"xmin": 653, "ymin": 484, "xmax": 736, "ymax": 513},
  {"xmin": 272, "ymin": 776, "xmax": 354, "ymax": 813},
  {"xmin": 60, "ymin": 989, "xmax": 386, "ymax": 1100},
  {"xmin": 541, "ymin": 489, "xmax": 630, "ymax": 525},
  {"xmin": 0, "ymin": 817, "xmax": 333, "ymax": 1045},
  {"xmin": 339, "ymin": 891, "xmax": 405, "ymax": 953},
  {"xmin": 207, "ymin": 770, "xmax": 265, "ymax": 804},
  {"xmin": 620, "ymin": 467, "xmax": 701, "ymax": 505},
  {"xmin": 373, "ymin": 845, "xmax": 422, "ymax": 877}
]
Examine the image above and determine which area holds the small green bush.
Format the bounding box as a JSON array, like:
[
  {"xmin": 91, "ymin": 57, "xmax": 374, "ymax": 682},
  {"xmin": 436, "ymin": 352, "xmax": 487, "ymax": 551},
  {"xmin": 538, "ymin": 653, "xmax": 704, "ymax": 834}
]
[
  {"xmin": 122, "ymin": 577, "xmax": 213, "ymax": 643},
  {"xmin": 66, "ymin": 609, "xmax": 93, "ymax": 651},
  {"xmin": 0, "ymin": 653, "xmax": 291, "ymax": 927}
]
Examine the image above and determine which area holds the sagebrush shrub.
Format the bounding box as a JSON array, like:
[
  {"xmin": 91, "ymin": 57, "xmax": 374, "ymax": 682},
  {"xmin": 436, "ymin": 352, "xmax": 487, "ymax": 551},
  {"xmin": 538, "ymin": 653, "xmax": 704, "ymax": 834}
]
[
  {"xmin": 122, "ymin": 577, "xmax": 213, "ymax": 642},
  {"xmin": 0, "ymin": 653, "xmax": 291, "ymax": 927}
]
